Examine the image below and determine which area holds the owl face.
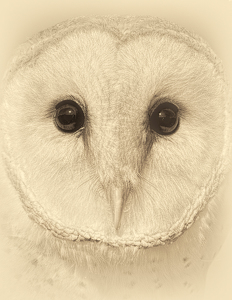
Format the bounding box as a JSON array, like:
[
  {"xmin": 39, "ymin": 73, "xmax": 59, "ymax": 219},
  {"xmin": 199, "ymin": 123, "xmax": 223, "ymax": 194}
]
[{"xmin": 2, "ymin": 17, "xmax": 230, "ymax": 247}]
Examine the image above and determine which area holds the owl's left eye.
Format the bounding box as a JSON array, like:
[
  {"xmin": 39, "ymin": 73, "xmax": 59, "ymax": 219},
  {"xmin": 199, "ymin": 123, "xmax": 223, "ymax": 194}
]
[
  {"xmin": 54, "ymin": 100, "xmax": 85, "ymax": 133},
  {"xmin": 149, "ymin": 102, "xmax": 179, "ymax": 135}
]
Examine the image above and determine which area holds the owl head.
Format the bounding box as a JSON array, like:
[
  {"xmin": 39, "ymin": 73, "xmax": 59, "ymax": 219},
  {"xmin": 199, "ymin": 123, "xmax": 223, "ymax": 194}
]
[{"xmin": 1, "ymin": 16, "xmax": 231, "ymax": 249}]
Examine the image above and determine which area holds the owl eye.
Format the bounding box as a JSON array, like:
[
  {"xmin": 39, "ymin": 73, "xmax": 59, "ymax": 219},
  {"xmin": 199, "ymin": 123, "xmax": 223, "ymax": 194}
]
[
  {"xmin": 149, "ymin": 102, "xmax": 179, "ymax": 135},
  {"xmin": 54, "ymin": 100, "xmax": 85, "ymax": 133}
]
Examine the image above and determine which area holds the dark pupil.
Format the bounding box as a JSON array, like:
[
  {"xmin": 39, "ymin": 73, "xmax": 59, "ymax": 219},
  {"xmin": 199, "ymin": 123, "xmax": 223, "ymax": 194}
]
[
  {"xmin": 149, "ymin": 101, "xmax": 179, "ymax": 135},
  {"xmin": 58, "ymin": 108, "xmax": 76, "ymax": 125},
  {"xmin": 158, "ymin": 109, "xmax": 177, "ymax": 128}
]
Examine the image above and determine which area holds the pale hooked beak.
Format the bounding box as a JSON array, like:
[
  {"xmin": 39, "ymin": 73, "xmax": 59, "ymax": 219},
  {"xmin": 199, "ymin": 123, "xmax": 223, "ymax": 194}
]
[{"xmin": 108, "ymin": 186, "xmax": 128, "ymax": 231}]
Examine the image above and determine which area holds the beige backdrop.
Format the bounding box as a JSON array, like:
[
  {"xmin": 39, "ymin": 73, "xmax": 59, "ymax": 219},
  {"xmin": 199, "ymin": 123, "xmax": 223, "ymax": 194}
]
[{"xmin": 0, "ymin": 0, "xmax": 232, "ymax": 299}]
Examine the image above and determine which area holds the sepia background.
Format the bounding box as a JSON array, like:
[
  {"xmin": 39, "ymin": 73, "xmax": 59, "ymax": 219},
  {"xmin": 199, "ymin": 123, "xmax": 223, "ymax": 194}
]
[{"xmin": 0, "ymin": 0, "xmax": 232, "ymax": 299}]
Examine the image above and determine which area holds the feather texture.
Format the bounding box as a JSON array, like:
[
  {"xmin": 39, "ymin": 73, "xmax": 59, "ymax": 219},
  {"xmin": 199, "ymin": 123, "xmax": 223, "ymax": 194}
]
[{"xmin": 0, "ymin": 16, "xmax": 232, "ymax": 300}]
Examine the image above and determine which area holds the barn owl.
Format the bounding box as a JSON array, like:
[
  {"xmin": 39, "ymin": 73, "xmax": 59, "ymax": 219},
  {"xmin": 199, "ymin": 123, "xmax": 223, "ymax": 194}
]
[{"xmin": 0, "ymin": 16, "xmax": 232, "ymax": 300}]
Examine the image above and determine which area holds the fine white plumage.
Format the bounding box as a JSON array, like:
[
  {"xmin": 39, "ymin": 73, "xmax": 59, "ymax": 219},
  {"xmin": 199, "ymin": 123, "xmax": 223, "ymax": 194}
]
[{"xmin": 0, "ymin": 16, "xmax": 231, "ymax": 300}]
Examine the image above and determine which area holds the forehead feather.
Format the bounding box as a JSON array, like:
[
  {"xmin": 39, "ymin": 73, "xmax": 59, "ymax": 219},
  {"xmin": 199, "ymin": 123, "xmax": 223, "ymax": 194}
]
[{"xmin": 4, "ymin": 16, "xmax": 224, "ymax": 86}]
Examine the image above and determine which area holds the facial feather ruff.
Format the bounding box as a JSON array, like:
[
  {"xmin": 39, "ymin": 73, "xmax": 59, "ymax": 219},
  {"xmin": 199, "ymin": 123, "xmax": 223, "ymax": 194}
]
[
  {"xmin": 1, "ymin": 16, "xmax": 231, "ymax": 250},
  {"xmin": 1, "ymin": 16, "xmax": 232, "ymax": 300}
]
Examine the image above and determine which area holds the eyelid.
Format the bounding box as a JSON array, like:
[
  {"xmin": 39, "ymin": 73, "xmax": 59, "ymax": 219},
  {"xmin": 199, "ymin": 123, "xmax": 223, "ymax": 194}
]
[
  {"xmin": 55, "ymin": 99, "xmax": 82, "ymax": 110},
  {"xmin": 149, "ymin": 97, "xmax": 179, "ymax": 115},
  {"xmin": 55, "ymin": 95, "xmax": 86, "ymax": 112},
  {"xmin": 150, "ymin": 101, "xmax": 179, "ymax": 117},
  {"xmin": 45, "ymin": 95, "xmax": 86, "ymax": 120},
  {"xmin": 148, "ymin": 96, "xmax": 187, "ymax": 122}
]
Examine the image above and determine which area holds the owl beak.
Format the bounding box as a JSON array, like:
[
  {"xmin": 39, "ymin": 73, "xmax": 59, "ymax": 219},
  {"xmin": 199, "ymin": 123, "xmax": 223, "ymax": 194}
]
[{"xmin": 109, "ymin": 187, "xmax": 126, "ymax": 231}]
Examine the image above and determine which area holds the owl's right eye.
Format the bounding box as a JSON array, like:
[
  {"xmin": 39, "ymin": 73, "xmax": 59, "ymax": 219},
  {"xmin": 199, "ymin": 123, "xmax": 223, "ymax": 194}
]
[
  {"xmin": 54, "ymin": 100, "xmax": 85, "ymax": 133},
  {"xmin": 149, "ymin": 102, "xmax": 179, "ymax": 135}
]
